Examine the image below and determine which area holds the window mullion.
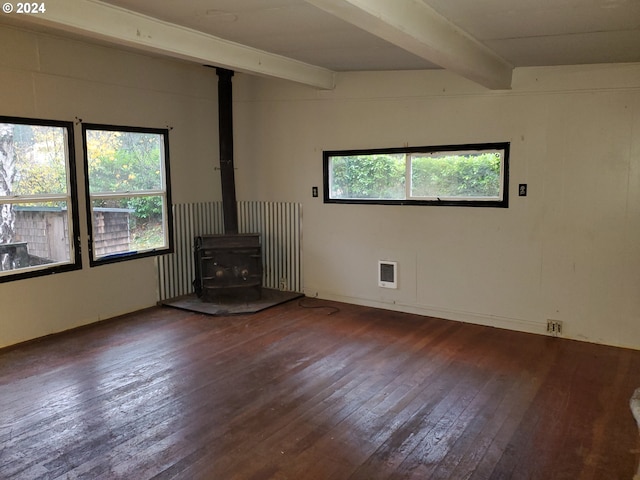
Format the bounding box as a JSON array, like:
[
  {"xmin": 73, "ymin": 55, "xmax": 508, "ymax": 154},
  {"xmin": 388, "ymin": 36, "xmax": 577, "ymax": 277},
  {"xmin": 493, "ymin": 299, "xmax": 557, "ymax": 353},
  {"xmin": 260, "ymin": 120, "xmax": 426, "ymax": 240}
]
[
  {"xmin": 89, "ymin": 190, "xmax": 165, "ymax": 200},
  {"xmin": 1, "ymin": 194, "xmax": 71, "ymax": 204},
  {"xmin": 405, "ymin": 154, "xmax": 412, "ymax": 200}
]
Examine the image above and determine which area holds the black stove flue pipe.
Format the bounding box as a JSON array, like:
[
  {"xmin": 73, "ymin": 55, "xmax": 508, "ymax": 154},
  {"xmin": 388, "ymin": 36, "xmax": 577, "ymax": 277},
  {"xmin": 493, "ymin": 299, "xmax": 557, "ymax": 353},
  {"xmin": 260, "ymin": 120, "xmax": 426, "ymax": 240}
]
[{"xmin": 216, "ymin": 67, "xmax": 239, "ymax": 234}]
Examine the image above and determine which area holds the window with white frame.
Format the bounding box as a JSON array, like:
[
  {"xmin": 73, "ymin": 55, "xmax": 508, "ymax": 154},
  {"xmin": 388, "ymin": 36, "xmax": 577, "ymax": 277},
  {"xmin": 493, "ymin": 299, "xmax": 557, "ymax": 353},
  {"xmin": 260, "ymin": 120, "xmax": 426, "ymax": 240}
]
[
  {"xmin": 0, "ymin": 116, "xmax": 81, "ymax": 282},
  {"xmin": 324, "ymin": 142, "xmax": 509, "ymax": 207},
  {"xmin": 82, "ymin": 124, "xmax": 173, "ymax": 265}
]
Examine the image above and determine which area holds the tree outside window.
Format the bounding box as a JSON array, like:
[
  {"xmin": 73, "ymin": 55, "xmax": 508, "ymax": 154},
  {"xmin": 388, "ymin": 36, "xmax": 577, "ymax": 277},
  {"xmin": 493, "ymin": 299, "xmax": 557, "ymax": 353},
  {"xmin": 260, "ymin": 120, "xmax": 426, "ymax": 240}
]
[
  {"xmin": 82, "ymin": 124, "xmax": 173, "ymax": 265},
  {"xmin": 0, "ymin": 117, "xmax": 80, "ymax": 281}
]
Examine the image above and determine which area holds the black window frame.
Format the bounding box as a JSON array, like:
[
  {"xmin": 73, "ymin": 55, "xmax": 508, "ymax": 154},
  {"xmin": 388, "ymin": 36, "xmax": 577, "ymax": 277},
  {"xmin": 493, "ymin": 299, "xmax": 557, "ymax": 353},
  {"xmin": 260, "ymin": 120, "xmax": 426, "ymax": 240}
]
[
  {"xmin": 0, "ymin": 115, "xmax": 82, "ymax": 283},
  {"xmin": 81, "ymin": 123, "xmax": 174, "ymax": 267},
  {"xmin": 323, "ymin": 142, "xmax": 510, "ymax": 208}
]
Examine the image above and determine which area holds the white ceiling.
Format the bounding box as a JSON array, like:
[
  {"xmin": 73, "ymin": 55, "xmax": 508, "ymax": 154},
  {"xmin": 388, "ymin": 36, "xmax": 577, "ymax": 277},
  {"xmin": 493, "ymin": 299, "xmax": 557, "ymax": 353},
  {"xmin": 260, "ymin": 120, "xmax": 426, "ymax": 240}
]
[
  {"xmin": 3, "ymin": 0, "xmax": 639, "ymax": 89},
  {"xmin": 101, "ymin": 0, "xmax": 441, "ymax": 71},
  {"xmin": 100, "ymin": 0, "xmax": 640, "ymax": 69}
]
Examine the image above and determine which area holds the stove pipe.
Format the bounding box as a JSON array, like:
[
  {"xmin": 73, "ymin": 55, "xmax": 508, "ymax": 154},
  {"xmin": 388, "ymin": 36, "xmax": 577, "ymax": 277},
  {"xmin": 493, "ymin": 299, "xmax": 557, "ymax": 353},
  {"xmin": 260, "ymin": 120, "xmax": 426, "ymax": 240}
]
[{"xmin": 216, "ymin": 67, "xmax": 238, "ymax": 234}]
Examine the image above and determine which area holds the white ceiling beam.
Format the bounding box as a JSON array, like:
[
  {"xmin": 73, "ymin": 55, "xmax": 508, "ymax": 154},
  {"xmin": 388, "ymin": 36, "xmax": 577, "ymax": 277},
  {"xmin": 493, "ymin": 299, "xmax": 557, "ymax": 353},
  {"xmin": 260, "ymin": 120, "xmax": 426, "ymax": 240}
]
[
  {"xmin": 15, "ymin": 0, "xmax": 336, "ymax": 89},
  {"xmin": 305, "ymin": 0, "xmax": 513, "ymax": 89}
]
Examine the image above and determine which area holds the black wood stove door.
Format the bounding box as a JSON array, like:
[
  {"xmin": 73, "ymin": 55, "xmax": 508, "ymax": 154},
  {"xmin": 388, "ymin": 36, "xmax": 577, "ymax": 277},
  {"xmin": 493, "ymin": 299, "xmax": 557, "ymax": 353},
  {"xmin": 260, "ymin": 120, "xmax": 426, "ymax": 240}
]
[{"xmin": 193, "ymin": 234, "xmax": 262, "ymax": 302}]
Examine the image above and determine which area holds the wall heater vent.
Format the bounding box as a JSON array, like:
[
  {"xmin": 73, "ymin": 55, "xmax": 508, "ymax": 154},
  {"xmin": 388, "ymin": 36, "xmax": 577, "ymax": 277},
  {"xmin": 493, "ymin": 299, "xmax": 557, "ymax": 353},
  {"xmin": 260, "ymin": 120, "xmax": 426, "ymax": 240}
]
[{"xmin": 378, "ymin": 261, "xmax": 398, "ymax": 289}]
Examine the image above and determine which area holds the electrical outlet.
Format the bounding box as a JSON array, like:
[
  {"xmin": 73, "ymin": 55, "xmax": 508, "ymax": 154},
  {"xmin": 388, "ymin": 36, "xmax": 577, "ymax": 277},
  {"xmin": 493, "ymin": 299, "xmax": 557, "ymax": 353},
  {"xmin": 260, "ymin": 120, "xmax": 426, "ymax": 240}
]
[
  {"xmin": 519, "ymin": 184, "xmax": 527, "ymax": 196},
  {"xmin": 312, "ymin": 186, "xmax": 318, "ymax": 197},
  {"xmin": 547, "ymin": 319, "xmax": 563, "ymax": 336}
]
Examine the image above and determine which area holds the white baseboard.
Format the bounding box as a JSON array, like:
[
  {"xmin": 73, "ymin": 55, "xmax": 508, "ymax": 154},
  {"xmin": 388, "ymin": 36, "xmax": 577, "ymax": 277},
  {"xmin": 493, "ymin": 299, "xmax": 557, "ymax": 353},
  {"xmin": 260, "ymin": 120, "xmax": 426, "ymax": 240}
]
[{"xmin": 306, "ymin": 289, "xmax": 545, "ymax": 336}]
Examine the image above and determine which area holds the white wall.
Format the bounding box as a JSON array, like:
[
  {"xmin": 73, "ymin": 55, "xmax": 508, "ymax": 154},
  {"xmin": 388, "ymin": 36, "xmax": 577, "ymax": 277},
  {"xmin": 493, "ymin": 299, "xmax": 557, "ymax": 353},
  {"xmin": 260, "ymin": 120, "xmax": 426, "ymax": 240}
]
[
  {"xmin": 232, "ymin": 64, "xmax": 640, "ymax": 349},
  {"xmin": 2, "ymin": 22, "xmax": 638, "ymax": 351},
  {"xmin": 0, "ymin": 25, "xmax": 220, "ymax": 348}
]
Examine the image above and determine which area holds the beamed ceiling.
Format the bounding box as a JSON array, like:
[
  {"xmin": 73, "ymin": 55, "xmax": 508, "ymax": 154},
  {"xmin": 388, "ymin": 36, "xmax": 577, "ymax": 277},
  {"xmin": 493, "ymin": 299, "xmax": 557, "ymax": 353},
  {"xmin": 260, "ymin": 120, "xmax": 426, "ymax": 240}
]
[{"xmin": 2, "ymin": 0, "xmax": 639, "ymax": 89}]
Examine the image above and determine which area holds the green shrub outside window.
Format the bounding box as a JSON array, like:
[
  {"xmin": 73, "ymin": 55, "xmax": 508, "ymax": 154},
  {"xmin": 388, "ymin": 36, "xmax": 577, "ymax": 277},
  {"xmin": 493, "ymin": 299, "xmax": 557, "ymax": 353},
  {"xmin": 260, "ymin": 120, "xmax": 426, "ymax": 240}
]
[{"xmin": 324, "ymin": 143, "xmax": 509, "ymax": 207}]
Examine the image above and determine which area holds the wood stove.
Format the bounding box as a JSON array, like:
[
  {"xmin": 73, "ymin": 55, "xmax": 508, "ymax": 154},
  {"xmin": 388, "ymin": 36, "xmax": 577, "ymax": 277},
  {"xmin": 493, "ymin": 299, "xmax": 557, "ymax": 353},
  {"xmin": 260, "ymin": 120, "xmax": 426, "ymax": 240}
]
[{"xmin": 193, "ymin": 233, "xmax": 262, "ymax": 302}]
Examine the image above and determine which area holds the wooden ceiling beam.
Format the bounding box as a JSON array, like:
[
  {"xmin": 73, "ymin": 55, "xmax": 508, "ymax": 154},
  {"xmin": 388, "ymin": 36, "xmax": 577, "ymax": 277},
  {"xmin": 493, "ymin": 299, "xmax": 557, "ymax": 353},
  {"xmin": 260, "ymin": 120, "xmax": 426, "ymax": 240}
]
[
  {"xmin": 305, "ymin": 0, "xmax": 513, "ymax": 89},
  {"xmin": 15, "ymin": 0, "xmax": 336, "ymax": 89}
]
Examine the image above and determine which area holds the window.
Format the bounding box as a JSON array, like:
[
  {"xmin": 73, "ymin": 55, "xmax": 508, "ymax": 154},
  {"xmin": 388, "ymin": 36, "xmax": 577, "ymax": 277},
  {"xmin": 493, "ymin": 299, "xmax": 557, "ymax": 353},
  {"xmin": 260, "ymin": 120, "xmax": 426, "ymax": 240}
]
[
  {"xmin": 324, "ymin": 142, "xmax": 509, "ymax": 207},
  {"xmin": 82, "ymin": 124, "xmax": 173, "ymax": 265},
  {"xmin": 0, "ymin": 116, "xmax": 81, "ymax": 282}
]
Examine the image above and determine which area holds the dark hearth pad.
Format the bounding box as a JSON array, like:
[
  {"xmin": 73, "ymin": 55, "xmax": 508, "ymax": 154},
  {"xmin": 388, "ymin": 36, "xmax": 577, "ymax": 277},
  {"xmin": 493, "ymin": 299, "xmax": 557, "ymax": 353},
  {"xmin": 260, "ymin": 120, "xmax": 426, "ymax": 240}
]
[{"xmin": 161, "ymin": 288, "xmax": 304, "ymax": 316}]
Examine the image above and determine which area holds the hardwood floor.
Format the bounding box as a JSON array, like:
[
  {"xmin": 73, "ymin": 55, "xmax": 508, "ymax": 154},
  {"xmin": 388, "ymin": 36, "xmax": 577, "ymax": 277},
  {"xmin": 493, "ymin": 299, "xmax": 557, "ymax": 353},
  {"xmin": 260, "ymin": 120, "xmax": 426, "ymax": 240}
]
[{"xmin": 1, "ymin": 299, "xmax": 639, "ymax": 479}]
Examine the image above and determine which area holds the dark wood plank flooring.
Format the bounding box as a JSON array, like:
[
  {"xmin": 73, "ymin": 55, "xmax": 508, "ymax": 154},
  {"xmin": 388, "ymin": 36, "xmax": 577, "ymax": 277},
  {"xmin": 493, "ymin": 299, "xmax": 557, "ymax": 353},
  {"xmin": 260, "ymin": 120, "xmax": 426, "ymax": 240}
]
[{"xmin": 1, "ymin": 299, "xmax": 639, "ymax": 479}]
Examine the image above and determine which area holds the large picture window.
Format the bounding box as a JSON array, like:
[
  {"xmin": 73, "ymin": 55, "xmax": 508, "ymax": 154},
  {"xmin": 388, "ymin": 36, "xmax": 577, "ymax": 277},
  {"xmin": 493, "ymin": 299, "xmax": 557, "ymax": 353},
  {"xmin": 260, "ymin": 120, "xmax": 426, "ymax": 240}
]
[
  {"xmin": 82, "ymin": 124, "xmax": 173, "ymax": 265},
  {"xmin": 324, "ymin": 142, "xmax": 509, "ymax": 207},
  {"xmin": 0, "ymin": 116, "xmax": 81, "ymax": 282}
]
